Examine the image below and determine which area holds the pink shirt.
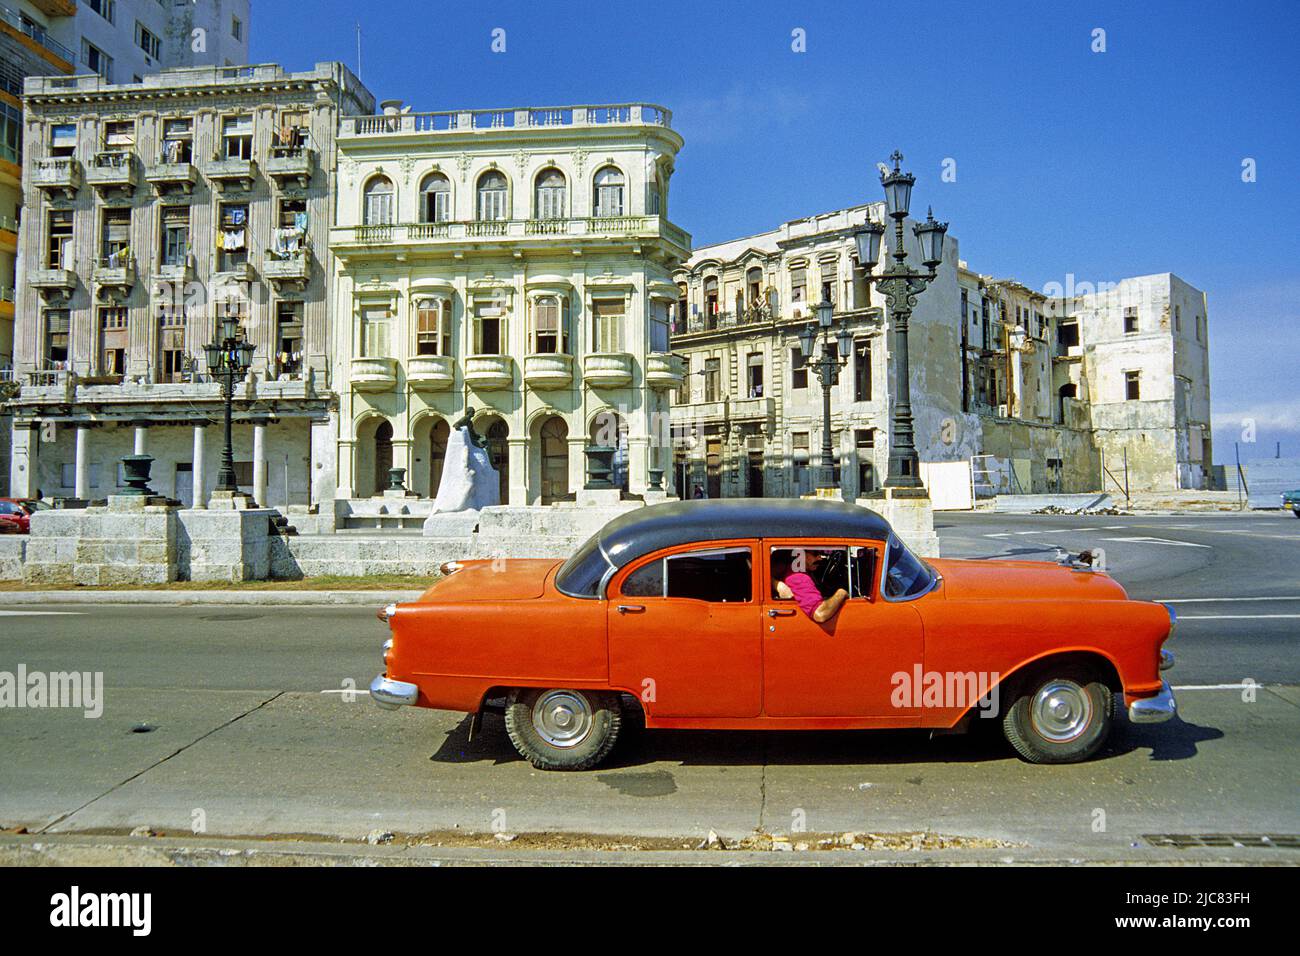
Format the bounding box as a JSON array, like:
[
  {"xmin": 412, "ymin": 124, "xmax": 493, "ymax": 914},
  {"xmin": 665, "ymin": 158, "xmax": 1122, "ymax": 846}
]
[{"xmin": 783, "ymin": 572, "xmax": 824, "ymax": 617}]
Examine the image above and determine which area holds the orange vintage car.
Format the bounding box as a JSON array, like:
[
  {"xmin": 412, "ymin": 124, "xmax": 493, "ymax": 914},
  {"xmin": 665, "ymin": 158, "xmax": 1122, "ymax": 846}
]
[{"xmin": 370, "ymin": 499, "xmax": 1176, "ymax": 770}]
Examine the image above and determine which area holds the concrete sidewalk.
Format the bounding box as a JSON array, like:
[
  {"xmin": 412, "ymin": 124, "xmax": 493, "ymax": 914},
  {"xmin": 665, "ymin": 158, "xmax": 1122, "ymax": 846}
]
[{"xmin": 0, "ymin": 589, "xmax": 426, "ymax": 606}]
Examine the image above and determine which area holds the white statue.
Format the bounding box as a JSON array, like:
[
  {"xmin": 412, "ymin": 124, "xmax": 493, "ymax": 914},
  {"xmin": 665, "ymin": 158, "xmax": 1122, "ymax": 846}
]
[{"xmin": 426, "ymin": 408, "xmax": 499, "ymax": 526}]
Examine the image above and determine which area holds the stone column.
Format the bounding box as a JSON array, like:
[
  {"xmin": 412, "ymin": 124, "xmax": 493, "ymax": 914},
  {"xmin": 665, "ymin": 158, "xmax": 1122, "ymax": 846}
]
[
  {"xmin": 567, "ymin": 436, "xmax": 587, "ymax": 495},
  {"xmin": 192, "ymin": 423, "xmax": 207, "ymax": 508},
  {"xmin": 9, "ymin": 423, "xmax": 38, "ymax": 499},
  {"xmin": 626, "ymin": 434, "xmax": 649, "ymax": 495},
  {"xmin": 252, "ymin": 420, "xmax": 267, "ymax": 506},
  {"xmin": 1010, "ymin": 349, "xmax": 1024, "ymax": 418},
  {"xmin": 74, "ymin": 424, "xmax": 90, "ymax": 500},
  {"xmin": 336, "ymin": 439, "xmax": 356, "ymax": 499},
  {"xmin": 507, "ymin": 437, "xmax": 527, "ymax": 506},
  {"xmin": 389, "ymin": 438, "xmax": 412, "ymax": 490},
  {"xmin": 133, "ymin": 423, "xmax": 148, "ymax": 456},
  {"xmin": 309, "ymin": 415, "xmax": 336, "ymax": 507}
]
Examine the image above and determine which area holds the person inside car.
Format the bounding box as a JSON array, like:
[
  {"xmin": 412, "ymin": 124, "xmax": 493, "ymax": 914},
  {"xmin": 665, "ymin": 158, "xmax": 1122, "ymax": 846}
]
[{"xmin": 771, "ymin": 548, "xmax": 849, "ymax": 623}]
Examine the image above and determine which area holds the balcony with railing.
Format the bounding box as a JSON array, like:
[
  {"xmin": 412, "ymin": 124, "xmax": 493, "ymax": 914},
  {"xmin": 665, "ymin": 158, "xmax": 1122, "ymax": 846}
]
[
  {"xmin": 523, "ymin": 353, "xmax": 574, "ymax": 389},
  {"xmin": 645, "ymin": 352, "xmax": 686, "ymax": 391},
  {"xmin": 333, "ymin": 216, "xmax": 689, "ymax": 253},
  {"xmin": 406, "ymin": 355, "xmax": 457, "ymax": 391},
  {"xmin": 350, "ymin": 357, "xmax": 398, "ymax": 392},
  {"xmin": 342, "ymin": 103, "xmax": 673, "ymax": 138},
  {"xmin": 205, "ymin": 156, "xmax": 257, "ymax": 191},
  {"xmin": 0, "ymin": 3, "xmax": 75, "ymax": 64},
  {"xmin": 155, "ymin": 254, "xmax": 195, "ymax": 284},
  {"xmin": 262, "ymin": 250, "xmax": 310, "ymax": 290},
  {"xmin": 85, "ymin": 150, "xmax": 138, "ymax": 198},
  {"xmin": 463, "ymin": 354, "xmax": 515, "ymax": 390},
  {"xmin": 93, "ymin": 256, "xmax": 136, "ymax": 299},
  {"xmin": 146, "ymin": 154, "xmax": 198, "ymax": 196},
  {"xmin": 583, "ymin": 353, "xmax": 634, "ymax": 388},
  {"xmin": 32, "ymin": 156, "xmax": 82, "ymax": 199},
  {"xmin": 30, "ymin": 267, "xmax": 76, "ymax": 301},
  {"xmin": 265, "ymin": 145, "xmax": 315, "ymax": 189}
]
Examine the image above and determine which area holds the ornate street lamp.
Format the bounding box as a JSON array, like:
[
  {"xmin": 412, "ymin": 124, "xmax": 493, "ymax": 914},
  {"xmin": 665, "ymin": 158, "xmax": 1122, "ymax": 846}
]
[
  {"xmin": 854, "ymin": 150, "xmax": 948, "ymax": 488},
  {"xmin": 202, "ymin": 315, "xmax": 255, "ymax": 495},
  {"xmin": 798, "ymin": 296, "xmax": 854, "ymax": 492}
]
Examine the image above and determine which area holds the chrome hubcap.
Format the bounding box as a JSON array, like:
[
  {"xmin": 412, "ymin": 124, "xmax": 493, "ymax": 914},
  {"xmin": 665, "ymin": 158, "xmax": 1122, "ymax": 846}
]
[
  {"xmin": 1030, "ymin": 679, "xmax": 1092, "ymax": 742},
  {"xmin": 532, "ymin": 691, "xmax": 593, "ymax": 748}
]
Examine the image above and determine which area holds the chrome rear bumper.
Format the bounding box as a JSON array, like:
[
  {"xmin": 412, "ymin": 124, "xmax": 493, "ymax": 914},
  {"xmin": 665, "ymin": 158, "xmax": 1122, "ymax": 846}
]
[
  {"xmin": 1128, "ymin": 680, "xmax": 1177, "ymax": 724},
  {"xmin": 370, "ymin": 674, "xmax": 419, "ymax": 710}
]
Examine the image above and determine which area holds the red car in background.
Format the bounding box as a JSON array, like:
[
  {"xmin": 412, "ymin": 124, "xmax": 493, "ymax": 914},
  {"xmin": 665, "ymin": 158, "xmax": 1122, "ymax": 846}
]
[{"xmin": 0, "ymin": 498, "xmax": 51, "ymax": 534}]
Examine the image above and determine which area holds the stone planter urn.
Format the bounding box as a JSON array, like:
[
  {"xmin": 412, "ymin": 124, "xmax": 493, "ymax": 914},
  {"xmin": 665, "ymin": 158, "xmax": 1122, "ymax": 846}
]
[
  {"xmin": 120, "ymin": 454, "xmax": 157, "ymax": 496},
  {"xmin": 386, "ymin": 467, "xmax": 407, "ymax": 492},
  {"xmin": 584, "ymin": 446, "xmax": 615, "ymax": 490},
  {"xmin": 647, "ymin": 468, "xmax": 664, "ymax": 491}
]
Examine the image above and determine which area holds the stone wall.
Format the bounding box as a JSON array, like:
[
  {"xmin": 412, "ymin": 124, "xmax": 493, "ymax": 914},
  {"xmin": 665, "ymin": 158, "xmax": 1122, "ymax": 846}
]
[{"xmin": 23, "ymin": 498, "xmax": 177, "ymax": 586}]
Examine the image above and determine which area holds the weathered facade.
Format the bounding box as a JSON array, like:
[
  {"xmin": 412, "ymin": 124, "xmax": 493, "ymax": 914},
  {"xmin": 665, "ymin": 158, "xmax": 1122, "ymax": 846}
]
[
  {"xmin": 673, "ymin": 205, "xmax": 1211, "ymax": 498},
  {"xmin": 670, "ymin": 203, "xmax": 967, "ymax": 501},
  {"xmin": 329, "ymin": 101, "xmax": 690, "ymax": 512},
  {"xmin": 6, "ymin": 62, "xmax": 374, "ymax": 506}
]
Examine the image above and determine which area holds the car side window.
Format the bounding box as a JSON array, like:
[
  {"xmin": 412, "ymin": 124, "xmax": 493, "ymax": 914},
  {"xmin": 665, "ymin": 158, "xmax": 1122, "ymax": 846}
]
[
  {"xmin": 770, "ymin": 545, "xmax": 876, "ymax": 600},
  {"xmin": 659, "ymin": 547, "xmax": 752, "ymax": 603},
  {"xmin": 622, "ymin": 558, "xmax": 664, "ymax": 597}
]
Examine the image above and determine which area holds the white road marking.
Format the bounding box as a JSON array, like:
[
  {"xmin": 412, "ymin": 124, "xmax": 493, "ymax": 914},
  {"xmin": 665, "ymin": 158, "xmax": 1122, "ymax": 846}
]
[
  {"xmin": 1158, "ymin": 596, "xmax": 1300, "ymax": 604},
  {"xmin": 1170, "ymin": 683, "xmax": 1264, "ymax": 691},
  {"xmin": 0, "ymin": 610, "xmax": 84, "ymax": 616},
  {"xmin": 1100, "ymin": 536, "xmax": 1212, "ymax": 548},
  {"xmin": 1178, "ymin": 614, "xmax": 1300, "ymax": 620}
]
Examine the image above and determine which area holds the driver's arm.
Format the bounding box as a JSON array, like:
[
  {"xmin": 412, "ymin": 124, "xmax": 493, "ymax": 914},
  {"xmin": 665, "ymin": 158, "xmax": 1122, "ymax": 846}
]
[{"xmin": 812, "ymin": 587, "xmax": 849, "ymax": 623}]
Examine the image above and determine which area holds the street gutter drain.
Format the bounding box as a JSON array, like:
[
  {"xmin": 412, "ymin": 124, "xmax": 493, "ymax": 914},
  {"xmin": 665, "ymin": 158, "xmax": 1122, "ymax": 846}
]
[{"xmin": 1144, "ymin": 833, "xmax": 1300, "ymax": 849}]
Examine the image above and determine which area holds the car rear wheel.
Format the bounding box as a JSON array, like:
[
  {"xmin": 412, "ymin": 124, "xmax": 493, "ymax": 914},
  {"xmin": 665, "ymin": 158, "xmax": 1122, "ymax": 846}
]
[
  {"xmin": 1002, "ymin": 671, "xmax": 1113, "ymax": 764},
  {"xmin": 504, "ymin": 688, "xmax": 622, "ymax": 771}
]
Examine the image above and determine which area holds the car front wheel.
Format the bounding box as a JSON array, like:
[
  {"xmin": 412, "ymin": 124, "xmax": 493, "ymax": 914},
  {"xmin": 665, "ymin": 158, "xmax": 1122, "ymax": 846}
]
[
  {"xmin": 1002, "ymin": 672, "xmax": 1113, "ymax": 763},
  {"xmin": 504, "ymin": 688, "xmax": 622, "ymax": 770}
]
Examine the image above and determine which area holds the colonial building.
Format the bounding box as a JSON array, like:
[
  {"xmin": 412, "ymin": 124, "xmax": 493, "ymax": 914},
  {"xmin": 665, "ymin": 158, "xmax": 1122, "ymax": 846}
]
[
  {"xmin": 670, "ymin": 203, "xmax": 964, "ymax": 501},
  {"xmin": 673, "ymin": 204, "xmax": 1211, "ymax": 499},
  {"xmin": 329, "ymin": 101, "xmax": 689, "ymax": 511},
  {"xmin": 6, "ymin": 62, "xmax": 374, "ymax": 506},
  {"xmin": 0, "ymin": 0, "xmax": 249, "ymax": 490}
]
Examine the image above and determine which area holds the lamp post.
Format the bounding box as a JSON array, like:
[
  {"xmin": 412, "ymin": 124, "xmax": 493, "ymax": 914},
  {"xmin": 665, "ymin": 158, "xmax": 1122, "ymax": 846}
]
[
  {"xmin": 797, "ymin": 296, "xmax": 854, "ymax": 493},
  {"xmin": 853, "ymin": 150, "xmax": 948, "ymax": 489},
  {"xmin": 202, "ymin": 315, "xmax": 255, "ymax": 496}
]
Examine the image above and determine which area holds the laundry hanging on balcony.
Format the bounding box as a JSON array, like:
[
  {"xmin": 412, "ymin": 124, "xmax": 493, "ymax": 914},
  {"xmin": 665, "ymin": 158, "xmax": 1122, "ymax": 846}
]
[{"xmin": 220, "ymin": 228, "xmax": 246, "ymax": 251}]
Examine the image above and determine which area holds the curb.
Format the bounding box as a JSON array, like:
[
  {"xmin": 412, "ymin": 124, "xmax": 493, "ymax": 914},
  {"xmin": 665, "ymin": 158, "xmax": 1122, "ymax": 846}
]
[{"xmin": 0, "ymin": 589, "xmax": 426, "ymax": 606}]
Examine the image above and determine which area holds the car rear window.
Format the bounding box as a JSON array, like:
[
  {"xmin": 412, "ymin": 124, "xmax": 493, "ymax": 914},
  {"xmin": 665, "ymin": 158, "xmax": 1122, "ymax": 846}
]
[{"xmin": 555, "ymin": 533, "xmax": 615, "ymax": 599}]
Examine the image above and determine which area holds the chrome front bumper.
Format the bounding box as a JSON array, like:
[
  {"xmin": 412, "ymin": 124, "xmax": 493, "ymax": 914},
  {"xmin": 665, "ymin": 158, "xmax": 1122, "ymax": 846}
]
[
  {"xmin": 370, "ymin": 673, "xmax": 419, "ymax": 710},
  {"xmin": 1128, "ymin": 680, "xmax": 1177, "ymax": 724}
]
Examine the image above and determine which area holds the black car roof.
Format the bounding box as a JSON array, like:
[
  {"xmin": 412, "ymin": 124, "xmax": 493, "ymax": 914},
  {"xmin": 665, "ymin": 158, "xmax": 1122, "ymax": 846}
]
[{"xmin": 598, "ymin": 498, "xmax": 893, "ymax": 570}]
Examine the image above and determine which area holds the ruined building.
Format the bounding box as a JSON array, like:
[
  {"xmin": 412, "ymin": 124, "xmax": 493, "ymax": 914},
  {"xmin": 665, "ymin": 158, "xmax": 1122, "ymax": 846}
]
[{"xmin": 671, "ymin": 204, "xmax": 1211, "ymax": 498}]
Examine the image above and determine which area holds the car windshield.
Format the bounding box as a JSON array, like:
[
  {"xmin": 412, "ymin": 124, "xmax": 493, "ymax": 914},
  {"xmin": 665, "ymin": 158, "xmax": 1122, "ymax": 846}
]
[
  {"xmin": 883, "ymin": 535, "xmax": 936, "ymax": 599},
  {"xmin": 555, "ymin": 532, "xmax": 614, "ymax": 599}
]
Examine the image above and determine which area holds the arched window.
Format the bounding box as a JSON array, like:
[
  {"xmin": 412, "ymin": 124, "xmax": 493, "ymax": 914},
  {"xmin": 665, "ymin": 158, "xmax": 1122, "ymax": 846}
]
[
  {"xmin": 533, "ymin": 294, "xmax": 569, "ymax": 354},
  {"xmin": 593, "ymin": 166, "xmax": 624, "ymax": 217},
  {"xmin": 363, "ymin": 175, "xmax": 394, "ymax": 225},
  {"xmin": 534, "ymin": 168, "xmax": 566, "ymax": 220},
  {"xmin": 415, "ymin": 297, "xmax": 453, "ymax": 356},
  {"xmin": 476, "ymin": 170, "xmax": 508, "ymax": 221},
  {"xmin": 648, "ymin": 172, "xmax": 663, "ymax": 215},
  {"xmin": 419, "ymin": 173, "xmax": 450, "ymax": 223},
  {"xmin": 485, "ymin": 418, "xmax": 510, "ymax": 504}
]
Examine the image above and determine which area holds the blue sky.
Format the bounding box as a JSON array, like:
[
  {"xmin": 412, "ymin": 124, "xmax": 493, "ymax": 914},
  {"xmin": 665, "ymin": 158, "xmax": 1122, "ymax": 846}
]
[{"xmin": 252, "ymin": 0, "xmax": 1300, "ymax": 466}]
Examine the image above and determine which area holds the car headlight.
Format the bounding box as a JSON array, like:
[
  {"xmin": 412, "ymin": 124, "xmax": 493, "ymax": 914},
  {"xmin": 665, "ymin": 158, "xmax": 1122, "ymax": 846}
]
[
  {"xmin": 439, "ymin": 560, "xmax": 463, "ymax": 576},
  {"xmin": 376, "ymin": 602, "xmax": 397, "ymax": 624}
]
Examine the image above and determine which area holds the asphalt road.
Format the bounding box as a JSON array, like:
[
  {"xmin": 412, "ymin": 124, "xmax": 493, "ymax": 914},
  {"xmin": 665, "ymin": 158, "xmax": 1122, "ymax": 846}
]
[{"xmin": 0, "ymin": 511, "xmax": 1296, "ymax": 862}]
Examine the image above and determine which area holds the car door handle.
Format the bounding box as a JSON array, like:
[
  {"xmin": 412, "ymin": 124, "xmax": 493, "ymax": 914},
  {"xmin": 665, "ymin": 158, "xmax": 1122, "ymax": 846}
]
[
  {"xmin": 616, "ymin": 605, "xmax": 645, "ymax": 614},
  {"xmin": 767, "ymin": 608, "xmax": 796, "ymax": 617}
]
